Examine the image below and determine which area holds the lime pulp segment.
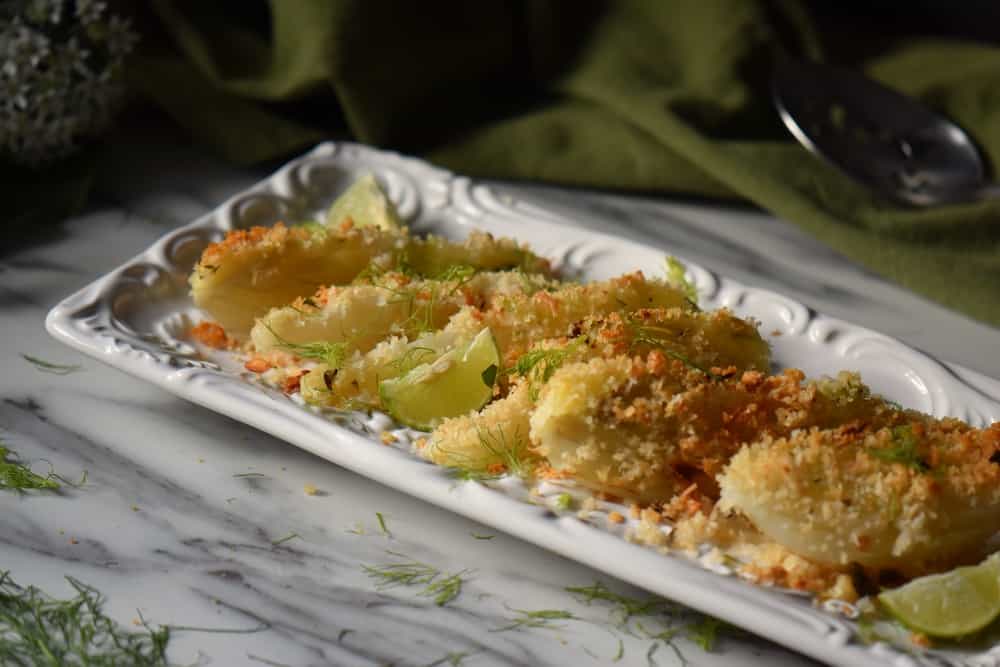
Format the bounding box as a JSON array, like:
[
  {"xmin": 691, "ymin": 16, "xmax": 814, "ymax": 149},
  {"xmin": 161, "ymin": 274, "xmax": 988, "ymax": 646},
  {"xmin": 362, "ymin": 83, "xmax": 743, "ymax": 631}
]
[
  {"xmin": 878, "ymin": 553, "xmax": 1000, "ymax": 638},
  {"xmin": 379, "ymin": 328, "xmax": 500, "ymax": 431},
  {"xmin": 325, "ymin": 173, "xmax": 402, "ymax": 230}
]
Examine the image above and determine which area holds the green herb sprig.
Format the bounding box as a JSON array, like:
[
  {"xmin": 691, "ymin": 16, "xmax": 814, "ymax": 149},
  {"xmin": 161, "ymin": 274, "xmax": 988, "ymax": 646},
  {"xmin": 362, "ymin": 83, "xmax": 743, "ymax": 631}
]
[
  {"xmin": 375, "ymin": 512, "xmax": 391, "ymax": 537},
  {"xmin": 566, "ymin": 581, "xmax": 671, "ymax": 625},
  {"xmin": 409, "ymin": 264, "xmax": 477, "ymax": 334},
  {"xmin": 0, "ymin": 443, "xmax": 84, "ymax": 493},
  {"xmin": 363, "ymin": 552, "xmax": 469, "ymax": 606},
  {"xmin": 554, "ymin": 493, "xmax": 574, "ymax": 511},
  {"xmin": 626, "ymin": 320, "xmax": 723, "ymax": 381},
  {"xmin": 262, "ymin": 323, "xmax": 348, "ymax": 369},
  {"xmin": 567, "ymin": 580, "xmax": 729, "ymax": 660},
  {"xmin": 423, "ymin": 650, "xmax": 475, "ymax": 667},
  {"xmin": 445, "ymin": 425, "xmax": 531, "ymax": 482},
  {"xmin": 352, "ymin": 249, "xmax": 416, "ymax": 285},
  {"xmin": 509, "ymin": 341, "xmax": 580, "ymax": 400},
  {"xmin": 434, "ymin": 264, "xmax": 477, "ymax": 286},
  {"xmin": 0, "ymin": 445, "xmax": 60, "ymax": 492},
  {"xmin": 21, "ymin": 354, "xmax": 81, "ymax": 375},
  {"xmin": 685, "ymin": 616, "xmax": 724, "ymax": 651},
  {"xmin": 491, "ymin": 608, "xmax": 577, "ymax": 632},
  {"xmin": 664, "ymin": 256, "xmax": 698, "ymax": 307},
  {"xmin": 0, "ymin": 572, "xmax": 170, "ymax": 666},
  {"xmin": 868, "ymin": 425, "xmax": 929, "ymax": 472},
  {"xmin": 387, "ymin": 346, "xmax": 437, "ymax": 375},
  {"xmin": 271, "ymin": 532, "xmax": 300, "ymax": 547}
]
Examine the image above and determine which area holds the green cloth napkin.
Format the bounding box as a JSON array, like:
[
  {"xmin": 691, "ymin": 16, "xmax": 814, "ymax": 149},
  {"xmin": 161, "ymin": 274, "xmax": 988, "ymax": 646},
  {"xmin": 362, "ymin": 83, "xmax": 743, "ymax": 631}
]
[{"xmin": 127, "ymin": 1, "xmax": 1000, "ymax": 328}]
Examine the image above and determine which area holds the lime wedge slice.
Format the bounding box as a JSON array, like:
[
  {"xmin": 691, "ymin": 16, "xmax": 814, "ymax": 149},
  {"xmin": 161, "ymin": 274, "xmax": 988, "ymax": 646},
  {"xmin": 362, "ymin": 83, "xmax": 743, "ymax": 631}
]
[
  {"xmin": 380, "ymin": 328, "xmax": 500, "ymax": 430},
  {"xmin": 878, "ymin": 553, "xmax": 1000, "ymax": 638},
  {"xmin": 325, "ymin": 173, "xmax": 402, "ymax": 230}
]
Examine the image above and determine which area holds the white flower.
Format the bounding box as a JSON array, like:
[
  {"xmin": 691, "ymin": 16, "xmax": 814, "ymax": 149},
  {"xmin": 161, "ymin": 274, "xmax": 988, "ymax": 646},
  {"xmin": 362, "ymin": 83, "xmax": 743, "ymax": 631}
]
[
  {"xmin": 62, "ymin": 36, "xmax": 91, "ymax": 77},
  {"xmin": 0, "ymin": 0, "xmax": 139, "ymax": 165},
  {"xmin": 105, "ymin": 15, "xmax": 137, "ymax": 58},
  {"xmin": 74, "ymin": 0, "xmax": 106, "ymax": 26},
  {"xmin": 24, "ymin": 0, "xmax": 63, "ymax": 25}
]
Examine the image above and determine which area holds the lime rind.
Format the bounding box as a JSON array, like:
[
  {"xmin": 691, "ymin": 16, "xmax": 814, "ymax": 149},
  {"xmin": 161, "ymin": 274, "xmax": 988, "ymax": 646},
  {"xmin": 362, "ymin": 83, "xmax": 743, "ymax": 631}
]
[
  {"xmin": 325, "ymin": 173, "xmax": 403, "ymax": 230},
  {"xmin": 379, "ymin": 328, "xmax": 499, "ymax": 431}
]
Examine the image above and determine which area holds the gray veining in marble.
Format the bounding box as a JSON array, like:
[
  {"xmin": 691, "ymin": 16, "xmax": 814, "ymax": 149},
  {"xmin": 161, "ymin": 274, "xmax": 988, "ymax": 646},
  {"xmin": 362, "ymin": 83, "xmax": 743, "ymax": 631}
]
[{"xmin": 3, "ymin": 125, "xmax": 997, "ymax": 666}]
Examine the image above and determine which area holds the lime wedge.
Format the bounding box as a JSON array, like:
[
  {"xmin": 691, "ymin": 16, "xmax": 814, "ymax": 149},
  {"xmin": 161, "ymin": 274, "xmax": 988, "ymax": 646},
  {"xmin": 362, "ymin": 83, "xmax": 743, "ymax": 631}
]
[
  {"xmin": 380, "ymin": 328, "xmax": 500, "ymax": 430},
  {"xmin": 325, "ymin": 173, "xmax": 402, "ymax": 230},
  {"xmin": 878, "ymin": 553, "xmax": 1000, "ymax": 638}
]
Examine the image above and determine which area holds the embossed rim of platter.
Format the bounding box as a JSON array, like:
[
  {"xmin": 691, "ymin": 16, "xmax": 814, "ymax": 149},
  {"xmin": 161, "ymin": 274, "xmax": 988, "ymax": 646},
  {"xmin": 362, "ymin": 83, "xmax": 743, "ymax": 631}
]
[{"xmin": 46, "ymin": 142, "xmax": 1000, "ymax": 667}]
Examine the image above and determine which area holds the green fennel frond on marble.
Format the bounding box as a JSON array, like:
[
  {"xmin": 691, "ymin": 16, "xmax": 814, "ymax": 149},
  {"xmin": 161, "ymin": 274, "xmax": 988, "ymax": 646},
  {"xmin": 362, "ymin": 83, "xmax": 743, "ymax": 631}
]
[
  {"xmin": 363, "ymin": 552, "xmax": 469, "ymax": 606},
  {"xmin": 0, "ymin": 444, "xmax": 61, "ymax": 492},
  {"xmin": 491, "ymin": 607, "xmax": 577, "ymax": 632},
  {"xmin": 21, "ymin": 354, "xmax": 82, "ymax": 375},
  {"xmin": 0, "ymin": 571, "xmax": 171, "ymax": 666}
]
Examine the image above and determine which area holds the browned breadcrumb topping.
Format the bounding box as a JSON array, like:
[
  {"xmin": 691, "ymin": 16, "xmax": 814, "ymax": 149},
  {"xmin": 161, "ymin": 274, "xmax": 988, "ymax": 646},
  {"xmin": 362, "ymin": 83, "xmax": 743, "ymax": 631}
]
[
  {"xmin": 536, "ymin": 463, "xmax": 574, "ymax": 480},
  {"xmin": 608, "ymin": 511, "xmax": 626, "ymax": 524},
  {"xmin": 199, "ymin": 223, "xmax": 309, "ymax": 266},
  {"xmin": 640, "ymin": 507, "xmax": 663, "ymax": 524},
  {"xmin": 282, "ymin": 372, "xmax": 303, "ymax": 394},
  {"xmin": 586, "ymin": 359, "xmax": 898, "ymax": 503},
  {"xmin": 722, "ymin": 418, "xmax": 1000, "ymax": 577},
  {"xmin": 190, "ymin": 321, "xmax": 234, "ymax": 349},
  {"xmin": 661, "ymin": 483, "xmax": 714, "ymax": 520},
  {"xmin": 245, "ymin": 357, "xmax": 273, "ymax": 373},
  {"xmin": 380, "ymin": 431, "xmax": 398, "ymax": 445}
]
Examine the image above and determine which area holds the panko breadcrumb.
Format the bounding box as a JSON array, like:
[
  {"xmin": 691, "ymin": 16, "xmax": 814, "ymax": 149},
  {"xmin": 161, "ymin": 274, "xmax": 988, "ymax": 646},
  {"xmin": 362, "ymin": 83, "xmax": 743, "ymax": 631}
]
[
  {"xmin": 190, "ymin": 321, "xmax": 234, "ymax": 349},
  {"xmin": 425, "ymin": 306, "xmax": 770, "ymax": 473},
  {"xmin": 191, "ymin": 223, "xmax": 404, "ymax": 333},
  {"xmin": 531, "ymin": 360, "xmax": 895, "ymax": 505},
  {"xmin": 192, "ymin": 225, "xmax": 552, "ymax": 334},
  {"xmin": 308, "ymin": 273, "xmax": 692, "ymax": 409},
  {"xmin": 251, "ymin": 270, "xmax": 561, "ymax": 356},
  {"xmin": 719, "ymin": 419, "xmax": 1000, "ymax": 576}
]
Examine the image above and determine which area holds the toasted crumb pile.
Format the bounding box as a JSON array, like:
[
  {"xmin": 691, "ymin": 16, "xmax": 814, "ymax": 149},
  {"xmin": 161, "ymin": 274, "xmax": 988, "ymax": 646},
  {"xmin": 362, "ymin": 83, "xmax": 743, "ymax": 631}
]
[{"xmin": 189, "ymin": 321, "xmax": 234, "ymax": 349}]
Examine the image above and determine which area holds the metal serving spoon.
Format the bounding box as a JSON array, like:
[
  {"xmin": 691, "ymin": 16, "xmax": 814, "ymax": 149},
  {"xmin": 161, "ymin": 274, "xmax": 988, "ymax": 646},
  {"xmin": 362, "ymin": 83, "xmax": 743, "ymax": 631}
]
[{"xmin": 772, "ymin": 59, "xmax": 1000, "ymax": 206}]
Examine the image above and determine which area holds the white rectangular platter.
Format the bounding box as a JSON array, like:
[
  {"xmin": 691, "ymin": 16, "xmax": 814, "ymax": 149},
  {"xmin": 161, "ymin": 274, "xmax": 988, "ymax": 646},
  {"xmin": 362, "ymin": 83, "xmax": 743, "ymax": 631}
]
[{"xmin": 46, "ymin": 142, "xmax": 1000, "ymax": 667}]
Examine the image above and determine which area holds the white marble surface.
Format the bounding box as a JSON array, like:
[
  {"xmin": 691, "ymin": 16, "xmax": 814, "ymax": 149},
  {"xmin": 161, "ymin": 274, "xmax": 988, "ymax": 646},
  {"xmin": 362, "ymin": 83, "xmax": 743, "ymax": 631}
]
[{"xmin": 3, "ymin": 128, "xmax": 999, "ymax": 667}]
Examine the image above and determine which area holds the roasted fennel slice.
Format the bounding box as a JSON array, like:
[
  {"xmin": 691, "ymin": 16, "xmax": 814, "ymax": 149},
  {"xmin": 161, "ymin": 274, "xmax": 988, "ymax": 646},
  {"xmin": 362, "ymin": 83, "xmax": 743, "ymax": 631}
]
[
  {"xmin": 719, "ymin": 416, "xmax": 1000, "ymax": 576},
  {"xmin": 191, "ymin": 223, "xmax": 552, "ymax": 334},
  {"xmin": 530, "ymin": 361, "xmax": 895, "ymax": 504},
  {"xmin": 302, "ymin": 272, "xmax": 692, "ymax": 410},
  {"xmin": 251, "ymin": 270, "xmax": 560, "ymax": 356},
  {"xmin": 403, "ymin": 231, "xmax": 552, "ymax": 277},
  {"xmin": 423, "ymin": 307, "xmax": 770, "ymax": 472},
  {"xmin": 425, "ymin": 381, "xmax": 537, "ymax": 471},
  {"xmin": 190, "ymin": 223, "xmax": 404, "ymax": 333}
]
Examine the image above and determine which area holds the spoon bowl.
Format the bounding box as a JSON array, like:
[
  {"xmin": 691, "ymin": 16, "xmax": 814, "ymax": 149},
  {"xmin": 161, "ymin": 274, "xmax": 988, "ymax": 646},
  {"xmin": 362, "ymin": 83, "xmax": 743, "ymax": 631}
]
[{"xmin": 772, "ymin": 60, "xmax": 996, "ymax": 206}]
